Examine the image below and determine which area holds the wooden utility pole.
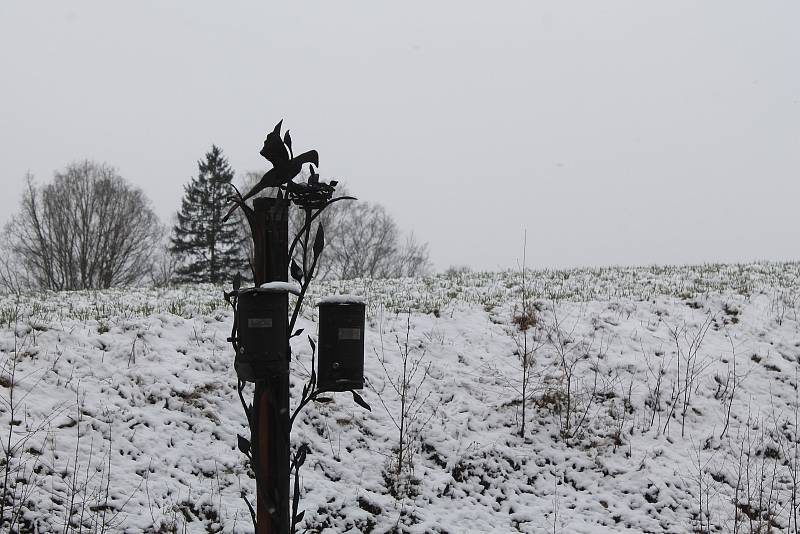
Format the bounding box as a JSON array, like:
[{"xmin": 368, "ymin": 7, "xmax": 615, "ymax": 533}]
[{"xmin": 252, "ymin": 197, "xmax": 290, "ymax": 533}]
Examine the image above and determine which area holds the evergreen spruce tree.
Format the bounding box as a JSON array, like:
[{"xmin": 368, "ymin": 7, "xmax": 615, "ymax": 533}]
[{"xmin": 170, "ymin": 146, "xmax": 249, "ymax": 284}]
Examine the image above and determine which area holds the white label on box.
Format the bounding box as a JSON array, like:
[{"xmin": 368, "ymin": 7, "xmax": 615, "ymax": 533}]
[{"xmin": 338, "ymin": 327, "xmax": 361, "ymax": 340}]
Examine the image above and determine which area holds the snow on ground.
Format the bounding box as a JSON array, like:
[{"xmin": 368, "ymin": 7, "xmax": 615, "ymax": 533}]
[{"xmin": 2, "ymin": 262, "xmax": 800, "ymax": 532}]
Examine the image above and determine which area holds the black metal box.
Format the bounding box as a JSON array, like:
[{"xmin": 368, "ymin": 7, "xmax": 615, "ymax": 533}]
[
  {"xmin": 234, "ymin": 287, "xmax": 288, "ymax": 382},
  {"xmin": 317, "ymin": 298, "xmax": 365, "ymax": 391}
]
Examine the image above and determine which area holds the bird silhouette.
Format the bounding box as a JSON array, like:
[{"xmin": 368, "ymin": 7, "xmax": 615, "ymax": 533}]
[{"xmin": 239, "ymin": 120, "xmax": 319, "ymax": 203}]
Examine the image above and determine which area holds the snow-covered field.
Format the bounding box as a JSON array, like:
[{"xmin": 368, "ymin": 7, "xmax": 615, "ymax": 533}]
[{"xmin": 3, "ymin": 262, "xmax": 800, "ymax": 533}]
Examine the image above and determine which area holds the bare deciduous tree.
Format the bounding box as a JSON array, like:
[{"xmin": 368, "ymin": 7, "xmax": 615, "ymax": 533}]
[
  {"xmin": 2, "ymin": 163, "xmax": 162, "ymax": 291},
  {"xmin": 0, "ymin": 247, "xmax": 24, "ymax": 296}
]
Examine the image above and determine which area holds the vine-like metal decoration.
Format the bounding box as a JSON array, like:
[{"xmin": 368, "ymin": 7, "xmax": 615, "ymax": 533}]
[{"xmin": 223, "ymin": 121, "xmax": 370, "ymax": 533}]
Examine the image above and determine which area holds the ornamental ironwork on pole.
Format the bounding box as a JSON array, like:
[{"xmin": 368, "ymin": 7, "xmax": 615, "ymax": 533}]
[{"xmin": 223, "ymin": 122, "xmax": 370, "ymax": 534}]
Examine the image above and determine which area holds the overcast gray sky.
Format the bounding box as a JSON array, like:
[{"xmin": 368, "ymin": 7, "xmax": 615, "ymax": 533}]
[{"xmin": 1, "ymin": 1, "xmax": 798, "ymax": 271}]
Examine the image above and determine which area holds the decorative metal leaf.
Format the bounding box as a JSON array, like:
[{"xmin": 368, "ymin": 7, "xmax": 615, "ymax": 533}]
[
  {"xmin": 294, "ymin": 510, "xmax": 305, "ymax": 523},
  {"xmin": 313, "ymin": 224, "xmax": 324, "ymax": 259},
  {"xmin": 290, "ymin": 259, "xmax": 303, "ymax": 284},
  {"xmin": 222, "ymin": 194, "xmax": 256, "ymax": 223},
  {"xmin": 237, "ymin": 434, "xmax": 251, "ymax": 456},
  {"xmin": 296, "ymin": 444, "xmax": 309, "ymax": 466},
  {"xmin": 330, "ymin": 180, "xmax": 338, "ymax": 187},
  {"xmin": 292, "ymin": 328, "xmax": 304, "ymax": 338},
  {"xmin": 351, "ymin": 391, "xmax": 371, "ymax": 411},
  {"xmin": 309, "ymin": 337, "xmax": 317, "ymax": 387}
]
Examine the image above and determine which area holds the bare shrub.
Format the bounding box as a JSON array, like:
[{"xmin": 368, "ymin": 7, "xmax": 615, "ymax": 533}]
[
  {"xmin": 540, "ymin": 306, "xmax": 604, "ymax": 444},
  {"xmin": 771, "ymin": 289, "xmax": 798, "ymax": 326},
  {"xmin": 0, "ymin": 302, "xmax": 65, "ymax": 531},
  {"xmin": 728, "ymin": 410, "xmax": 783, "ymax": 534},
  {"xmin": 55, "ymin": 399, "xmax": 130, "ymax": 533},
  {"xmin": 508, "ymin": 233, "xmax": 547, "ymax": 438},
  {"xmin": 642, "ymin": 343, "xmax": 669, "ymax": 434},
  {"xmin": 662, "ymin": 315, "xmax": 713, "ymax": 438},
  {"xmin": 510, "ymin": 300, "xmax": 546, "ymax": 439},
  {"xmin": 372, "ymin": 311, "xmax": 436, "ymax": 498},
  {"xmin": 444, "ymin": 265, "xmax": 472, "ymax": 277},
  {"xmin": 777, "ymin": 380, "xmax": 800, "ymax": 533},
  {"xmin": 717, "ymin": 332, "xmax": 752, "ymax": 440},
  {"xmin": 148, "ymin": 238, "xmax": 180, "ymax": 288}
]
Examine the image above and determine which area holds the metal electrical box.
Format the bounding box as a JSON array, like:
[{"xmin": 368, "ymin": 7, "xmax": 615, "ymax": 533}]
[
  {"xmin": 317, "ymin": 299, "xmax": 366, "ymax": 391},
  {"xmin": 234, "ymin": 287, "xmax": 288, "ymax": 382}
]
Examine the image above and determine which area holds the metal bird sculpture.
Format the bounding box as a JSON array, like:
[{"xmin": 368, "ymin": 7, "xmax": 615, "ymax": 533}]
[
  {"xmin": 241, "ymin": 120, "xmax": 319, "ymax": 203},
  {"xmin": 223, "ymin": 121, "xmax": 346, "ymax": 222}
]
